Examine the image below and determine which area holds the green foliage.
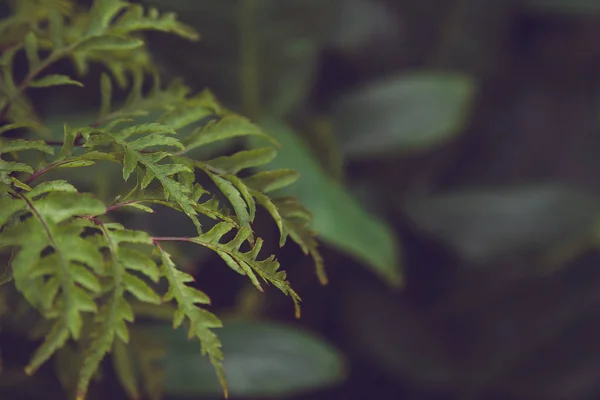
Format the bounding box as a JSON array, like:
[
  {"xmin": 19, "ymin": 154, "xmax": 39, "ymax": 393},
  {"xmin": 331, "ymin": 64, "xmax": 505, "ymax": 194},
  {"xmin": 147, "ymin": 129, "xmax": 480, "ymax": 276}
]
[
  {"xmin": 250, "ymin": 119, "xmax": 400, "ymax": 285},
  {"xmin": 332, "ymin": 72, "xmax": 476, "ymax": 158},
  {"xmin": 143, "ymin": 0, "xmax": 402, "ymax": 285},
  {"xmin": 147, "ymin": 320, "xmax": 346, "ymax": 398},
  {"xmin": 0, "ymin": 1, "xmax": 324, "ymax": 399}
]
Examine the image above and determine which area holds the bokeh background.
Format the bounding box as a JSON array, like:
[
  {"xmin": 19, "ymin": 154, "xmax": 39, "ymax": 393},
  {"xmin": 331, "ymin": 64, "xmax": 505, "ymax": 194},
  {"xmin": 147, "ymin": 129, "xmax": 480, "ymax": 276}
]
[{"xmin": 5, "ymin": 0, "xmax": 600, "ymax": 399}]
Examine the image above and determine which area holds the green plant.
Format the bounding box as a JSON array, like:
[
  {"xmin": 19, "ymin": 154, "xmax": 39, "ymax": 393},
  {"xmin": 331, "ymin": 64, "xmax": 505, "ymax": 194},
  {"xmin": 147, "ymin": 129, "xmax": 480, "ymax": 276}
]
[{"xmin": 0, "ymin": 1, "xmax": 325, "ymax": 399}]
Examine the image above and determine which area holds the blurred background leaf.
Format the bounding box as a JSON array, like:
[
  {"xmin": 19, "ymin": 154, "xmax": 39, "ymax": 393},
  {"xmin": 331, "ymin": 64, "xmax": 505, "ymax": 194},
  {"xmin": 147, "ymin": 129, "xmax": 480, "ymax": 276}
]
[
  {"xmin": 402, "ymin": 185, "xmax": 600, "ymax": 263},
  {"xmin": 145, "ymin": 321, "xmax": 346, "ymax": 398},
  {"xmin": 252, "ymin": 118, "xmax": 402, "ymax": 285},
  {"xmin": 332, "ymin": 72, "xmax": 476, "ymax": 158}
]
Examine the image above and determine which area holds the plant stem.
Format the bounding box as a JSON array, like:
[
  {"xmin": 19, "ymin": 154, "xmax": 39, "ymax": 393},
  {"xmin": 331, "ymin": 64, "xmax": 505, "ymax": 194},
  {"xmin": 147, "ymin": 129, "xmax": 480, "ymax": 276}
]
[
  {"xmin": 152, "ymin": 236, "xmax": 192, "ymax": 243},
  {"xmin": 25, "ymin": 159, "xmax": 73, "ymax": 184}
]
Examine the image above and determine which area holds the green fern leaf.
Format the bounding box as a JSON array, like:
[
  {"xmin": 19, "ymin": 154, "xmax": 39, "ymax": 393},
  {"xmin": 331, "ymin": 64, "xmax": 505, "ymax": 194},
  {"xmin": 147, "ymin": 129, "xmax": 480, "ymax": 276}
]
[
  {"xmin": 24, "ymin": 32, "xmax": 40, "ymax": 72},
  {"xmin": 244, "ymin": 169, "xmax": 300, "ymax": 193},
  {"xmin": 74, "ymin": 34, "xmax": 144, "ymax": 53},
  {"xmin": 205, "ymin": 147, "xmax": 277, "ymax": 174},
  {"xmin": 83, "ymin": 123, "xmax": 201, "ymax": 230},
  {"xmin": 275, "ymin": 197, "xmax": 326, "ymax": 284},
  {"xmin": 156, "ymin": 245, "xmax": 227, "ymax": 397},
  {"xmin": 87, "ymin": 0, "xmax": 129, "ymax": 36},
  {"xmin": 183, "ymin": 116, "xmax": 274, "ymax": 153},
  {"xmin": 0, "ymin": 190, "xmax": 106, "ymax": 375},
  {"xmin": 112, "ymin": 4, "xmax": 199, "ymax": 40},
  {"xmin": 189, "ymin": 222, "xmax": 301, "ymax": 316},
  {"xmin": 251, "ymin": 190, "xmax": 287, "ymax": 246},
  {"xmin": 0, "ymin": 138, "xmax": 54, "ymax": 155},
  {"xmin": 0, "ymin": 122, "xmax": 36, "ymax": 136},
  {"xmin": 29, "ymin": 74, "xmax": 84, "ymax": 88},
  {"xmin": 0, "ymin": 138, "xmax": 54, "ymax": 185},
  {"xmin": 207, "ymin": 173, "xmax": 252, "ymax": 231},
  {"xmin": 116, "ymin": 186, "xmax": 236, "ymax": 225},
  {"xmin": 76, "ymin": 223, "xmax": 160, "ymax": 399}
]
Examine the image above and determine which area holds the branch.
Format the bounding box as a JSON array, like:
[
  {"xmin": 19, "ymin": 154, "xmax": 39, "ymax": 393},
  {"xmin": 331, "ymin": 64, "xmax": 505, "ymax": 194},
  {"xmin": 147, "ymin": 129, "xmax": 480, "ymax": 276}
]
[
  {"xmin": 25, "ymin": 159, "xmax": 74, "ymax": 185},
  {"xmin": 152, "ymin": 236, "xmax": 192, "ymax": 243}
]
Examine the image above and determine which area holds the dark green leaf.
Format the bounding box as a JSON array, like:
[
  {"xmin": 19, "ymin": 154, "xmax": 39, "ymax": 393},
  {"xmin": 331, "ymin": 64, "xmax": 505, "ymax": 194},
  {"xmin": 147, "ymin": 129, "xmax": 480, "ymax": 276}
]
[
  {"xmin": 249, "ymin": 118, "xmax": 402, "ymax": 285},
  {"xmin": 403, "ymin": 186, "xmax": 600, "ymax": 263},
  {"xmin": 146, "ymin": 321, "xmax": 346, "ymax": 397},
  {"xmin": 333, "ymin": 72, "xmax": 476, "ymax": 158}
]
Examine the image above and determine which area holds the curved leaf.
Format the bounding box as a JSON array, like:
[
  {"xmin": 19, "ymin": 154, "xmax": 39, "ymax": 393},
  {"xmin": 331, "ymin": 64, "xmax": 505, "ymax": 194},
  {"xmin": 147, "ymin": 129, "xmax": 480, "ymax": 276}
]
[
  {"xmin": 250, "ymin": 118, "xmax": 402, "ymax": 285},
  {"xmin": 145, "ymin": 321, "xmax": 346, "ymax": 398},
  {"xmin": 333, "ymin": 71, "xmax": 476, "ymax": 158}
]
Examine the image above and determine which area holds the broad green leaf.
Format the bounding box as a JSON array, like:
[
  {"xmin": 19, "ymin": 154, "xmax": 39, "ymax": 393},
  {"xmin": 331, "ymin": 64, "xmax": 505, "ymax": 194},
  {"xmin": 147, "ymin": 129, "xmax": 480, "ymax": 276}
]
[
  {"xmin": 332, "ymin": 72, "xmax": 476, "ymax": 158},
  {"xmin": 145, "ymin": 321, "xmax": 346, "ymax": 397},
  {"xmin": 29, "ymin": 75, "xmax": 84, "ymax": 88},
  {"xmin": 403, "ymin": 186, "xmax": 600, "ymax": 263},
  {"xmin": 250, "ymin": 118, "xmax": 402, "ymax": 285}
]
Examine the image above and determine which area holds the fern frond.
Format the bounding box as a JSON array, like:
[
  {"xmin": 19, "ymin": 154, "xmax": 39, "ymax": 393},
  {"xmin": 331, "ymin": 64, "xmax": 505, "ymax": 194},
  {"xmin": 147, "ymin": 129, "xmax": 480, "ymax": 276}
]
[
  {"xmin": 0, "ymin": 188, "xmax": 106, "ymax": 374},
  {"xmin": 182, "ymin": 115, "xmax": 275, "ymax": 153},
  {"xmin": 155, "ymin": 245, "xmax": 227, "ymax": 397},
  {"xmin": 274, "ymin": 197, "xmax": 327, "ymax": 284},
  {"xmin": 76, "ymin": 223, "xmax": 160, "ymax": 400},
  {"xmin": 244, "ymin": 169, "xmax": 301, "ymax": 193},
  {"xmin": 0, "ymin": 138, "xmax": 53, "ymax": 187},
  {"xmin": 0, "ymin": 2, "xmax": 328, "ymax": 399},
  {"xmin": 205, "ymin": 147, "xmax": 278, "ymax": 175},
  {"xmin": 111, "ymin": 4, "xmax": 199, "ymax": 40},
  {"xmin": 83, "ymin": 122, "xmax": 203, "ymax": 232},
  {"xmin": 188, "ymin": 222, "xmax": 302, "ymax": 317}
]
